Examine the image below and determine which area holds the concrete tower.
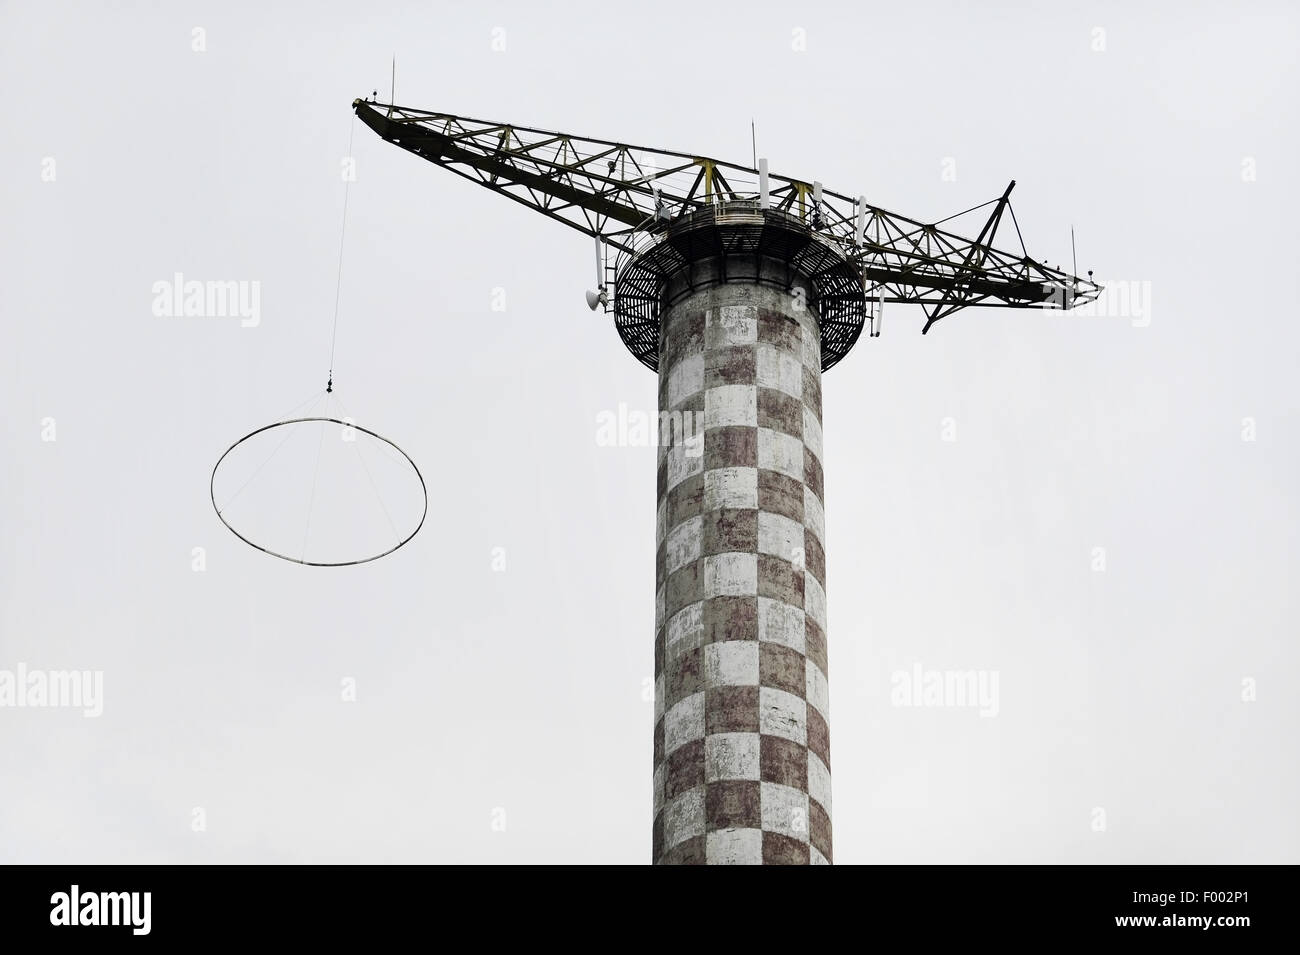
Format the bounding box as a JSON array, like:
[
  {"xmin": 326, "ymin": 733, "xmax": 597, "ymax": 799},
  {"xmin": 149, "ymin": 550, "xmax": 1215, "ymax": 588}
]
[
  {"xmin": 353, "ymin": 95, "xmax": 1100, "ymax": 865},
  {"xmin": 630, "ymin": 204, "xmax": 862, "ymax": 865}
]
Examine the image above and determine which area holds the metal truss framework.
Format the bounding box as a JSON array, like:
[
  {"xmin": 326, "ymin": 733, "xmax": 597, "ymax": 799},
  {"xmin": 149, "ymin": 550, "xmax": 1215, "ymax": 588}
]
[{"xmin": 353, "ymin": 98, "xmax": 1101, "ymax": 340}]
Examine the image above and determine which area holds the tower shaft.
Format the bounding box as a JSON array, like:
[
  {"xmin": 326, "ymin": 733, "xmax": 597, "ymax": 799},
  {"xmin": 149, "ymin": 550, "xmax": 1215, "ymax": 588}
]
[
  {"xmin": 351, "ymin": 98, "xmax": 1105, "ymax": 866},
  {"xmin": 652, "ymin": 263, "xmax": 832, "ymax": 864}
]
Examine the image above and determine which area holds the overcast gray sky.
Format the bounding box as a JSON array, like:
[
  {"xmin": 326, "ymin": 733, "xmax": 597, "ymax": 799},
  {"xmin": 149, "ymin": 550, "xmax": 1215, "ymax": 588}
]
[{"xmin": 2, "ymin": 0, "xmax": 1296, "ymax": 863}]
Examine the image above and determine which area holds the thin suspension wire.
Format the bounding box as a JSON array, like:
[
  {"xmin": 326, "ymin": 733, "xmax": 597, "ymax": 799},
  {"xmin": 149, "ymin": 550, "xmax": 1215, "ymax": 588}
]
[
  {"xmin": 330, "ymin": 392, "xmax": 410, "ymax": 539},
  {"xmin": 330, "ymin": 393, "xmax": 409, "ymax": 469},
  {"xmin": 933, "ymin": 196, "xmax": 998, "ymax": 226},
  {"xmin": 327, "ymin": 118, "xmax": 357, "ymax": 392},
  {"xmin": 279, "ymin": 388, "xmax": 330, "ymax": 421},
  {"xmin": 300, "ymin": 394, "xmax": 331, "ymax": 561},
  {"xmin": 352, "ymin": 436, "xmax": 403, "ymax": 545},
  {"xmin": 216, "ymin": 390, "xmax": 324, "ymax": 513}
]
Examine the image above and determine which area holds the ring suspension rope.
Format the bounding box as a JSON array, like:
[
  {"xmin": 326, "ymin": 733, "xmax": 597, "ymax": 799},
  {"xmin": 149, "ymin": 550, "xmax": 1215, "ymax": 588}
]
[{"xmin": 209, "ymin": 113, "xmax": 426, "ymax": 566}]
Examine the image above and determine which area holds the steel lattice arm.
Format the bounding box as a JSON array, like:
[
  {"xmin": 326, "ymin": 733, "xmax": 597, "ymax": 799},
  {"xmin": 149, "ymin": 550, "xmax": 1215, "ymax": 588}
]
[{"xmin": 353, "ymin": 98, "xmax": 1101, "ymax": 331}]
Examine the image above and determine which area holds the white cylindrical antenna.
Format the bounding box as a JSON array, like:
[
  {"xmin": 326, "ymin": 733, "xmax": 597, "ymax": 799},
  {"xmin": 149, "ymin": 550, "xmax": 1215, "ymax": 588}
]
[
  {"xmin": 813, "ymin": 181, "xmax": 823, "ymax": 207},
  {"xmin": 586, "ymin": 235, "xmax": 609, "ymax": 311},
  {"xmin": 652, "ymin": 183, "xmax": 671, "ymax": 222},
  {"xmin": 759, "ymin": 158, "xmax": 769, "ymax": 209},
  {"xmin": 855, "ymin": 196, "xmax": 866, "ymax": 245},
  {"xmin": 386, "ymin": 56, "xmax": 396, "ymax": 118}
]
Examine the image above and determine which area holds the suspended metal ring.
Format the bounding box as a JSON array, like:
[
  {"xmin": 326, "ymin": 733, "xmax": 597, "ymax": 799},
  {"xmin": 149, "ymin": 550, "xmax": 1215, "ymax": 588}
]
[{"xmin": 210, "ymin": 416, "xmax": 427, "ymax": 567}]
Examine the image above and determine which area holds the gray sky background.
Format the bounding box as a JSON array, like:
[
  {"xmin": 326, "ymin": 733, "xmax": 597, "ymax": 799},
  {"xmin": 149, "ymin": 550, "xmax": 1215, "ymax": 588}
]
[{"xmin": 1, "ymin": 0, "xmax": 1296, "ymax": 863}]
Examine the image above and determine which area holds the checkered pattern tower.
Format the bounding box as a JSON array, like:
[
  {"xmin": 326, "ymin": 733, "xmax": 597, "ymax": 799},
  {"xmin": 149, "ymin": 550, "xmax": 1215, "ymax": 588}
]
[
  {"xmin": 647, "ymin": 216, "xmax": 839, "ymax": 865},
  {"xmin": 352, "ymin": 99, "xmax": 1102, "ymax": 866}
]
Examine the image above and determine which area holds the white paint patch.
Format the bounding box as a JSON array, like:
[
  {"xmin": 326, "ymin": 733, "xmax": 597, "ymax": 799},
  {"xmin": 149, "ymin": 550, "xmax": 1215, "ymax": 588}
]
[
  {"xmin": 666, "ymin": 602, "xmax": 704, "ymax": 658},
  {"xmin": 709, "ymin": 304, "xmax": 758, "ymax": 347},
  {"xmin": 653, "ymin": 761, "xmax": 666, "ymax": 814},
  {"xmin": 803, "ymin": 486, "xmax": 825, "ymax": 545},
  {"xmin": 810, "ymin": 845, "xmax": 830, "ymax": 865},
  {"xmin": 666, "ymin": 436, "xmax": 704, "ymax": 492},
  {"xmin": 757, "ymin": 597, "xmax": 806, "ymax": 653},
  {"xmin": 704, "ymin": 467, "xmax": 758, "ymax": 511},
  {"xmin": 800, "ymin": 323, "xmax": 821, "ymax": 371},
  {"xmin": 704, "ymin": 640, "xmax": 759, "ymax": 687},
  {"xmin": 757, "ymin": 511, "xmax": 804, "ymax": 561},
  {"xmin": 664, "ymin": 786, "xmax": 705, "ymax": 848},
  {"xmin": 706, "ymin": 827, "xmax": 763, "ymax": 864},
  {"xmin": 808, "ymin": 751, "xmax": 832, "ymax": 815},
  {"xmin": 755, "ymin": 344, "xmax": 802, "ymax": 399},
  {"xmin": 806, "ymin": 661, "xmax": 829, "ymax": 720},
  {"xmin": 758, "ymin": 687, "xmax": 807, "ymax": 745},
  {"xmin": 760, "ymin": 782, "xmax": 810, "ymax": 842},
  {"xmin": 665, "ymin": 515, "xmax": 703, "ymax": 576},
  {"xmin": 757, "ymin": 428, "xmax": 804, "ymax": 481},
  {"xmin": 703, "ymin": 552, "xmax": 758, "ymax": 597},
  {"xmin": 704, "ymin": 384, "xmax": 757, "ymax": 429},
  {"xmin": 802, "ymin": 406, "xmax": 823, "ymax": 462},
  {"xmin": 664, "ymin": 692, "xmax": 705, "ymax": 755},
  {"xmin": 804, "ymin": 573, "xmax": 827, "ymax": 630},
  {"xmin": 666, "ymin": 353, "xmax": 704, "ymax": 408}
]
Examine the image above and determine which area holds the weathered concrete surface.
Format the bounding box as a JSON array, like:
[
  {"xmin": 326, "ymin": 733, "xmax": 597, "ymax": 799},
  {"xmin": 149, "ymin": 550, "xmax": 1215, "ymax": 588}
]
[{"xmin": 652, "ymin": 276, "xmax": 831, "ymax": 865}]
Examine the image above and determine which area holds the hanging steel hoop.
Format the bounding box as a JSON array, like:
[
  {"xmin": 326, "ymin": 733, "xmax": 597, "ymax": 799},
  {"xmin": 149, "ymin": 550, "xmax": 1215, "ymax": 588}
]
[{"xmin": 210, "ymin": 416, "xmax": 427, "ymax": 567}]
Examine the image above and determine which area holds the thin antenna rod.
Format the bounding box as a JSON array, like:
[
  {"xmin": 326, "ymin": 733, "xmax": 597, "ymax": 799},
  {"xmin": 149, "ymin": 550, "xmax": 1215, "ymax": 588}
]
[
  {"xmin": 387, "ymin": 57, "xmax": 395, "ymax": 118},
  {"xmin": 1071, "ymin": 225, "xmax": 1078, "ymax": 283},
  {"xmin": 751, "ymin": 119, "xmax": 756, "ymax": 170}
]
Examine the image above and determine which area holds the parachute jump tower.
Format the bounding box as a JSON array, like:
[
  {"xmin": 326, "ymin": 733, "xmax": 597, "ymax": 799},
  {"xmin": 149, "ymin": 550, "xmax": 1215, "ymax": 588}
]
[{"xmin": 352, "ymin": 96, "xmax": 1101, "ymax": 865}]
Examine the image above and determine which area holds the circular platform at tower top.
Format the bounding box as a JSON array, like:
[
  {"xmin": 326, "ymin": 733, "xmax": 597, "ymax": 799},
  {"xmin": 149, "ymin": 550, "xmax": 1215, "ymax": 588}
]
[{"xmin": 612, "ymin": 201, "xmax": 867, "ymax": 373}]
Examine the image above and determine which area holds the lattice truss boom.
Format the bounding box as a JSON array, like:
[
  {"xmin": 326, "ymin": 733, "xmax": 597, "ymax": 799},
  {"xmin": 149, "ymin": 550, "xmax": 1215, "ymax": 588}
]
[{"xmin": 354, "ymin": 99, "xmax": 1101, "ymax": 332}]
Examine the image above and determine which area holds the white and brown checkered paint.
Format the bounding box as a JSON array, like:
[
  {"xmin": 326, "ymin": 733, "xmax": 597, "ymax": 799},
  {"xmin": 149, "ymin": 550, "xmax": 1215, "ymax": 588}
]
[{"xmin": 652, "ymin": 284, "xmax": 831, "ymax": 865}]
